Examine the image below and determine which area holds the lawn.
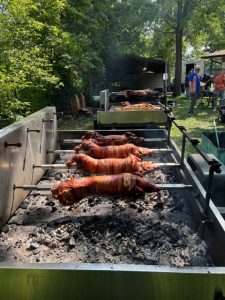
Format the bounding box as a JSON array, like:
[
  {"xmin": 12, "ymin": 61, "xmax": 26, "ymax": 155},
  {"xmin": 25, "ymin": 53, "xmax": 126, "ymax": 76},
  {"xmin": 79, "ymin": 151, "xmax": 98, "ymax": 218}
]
[
  {"xmin": 171, "ymin": 96, "xmax": 225, "ymax": 155},
  {"xmin": 58, "ymin": 96, "xmax": 225, "ymax": 156}
]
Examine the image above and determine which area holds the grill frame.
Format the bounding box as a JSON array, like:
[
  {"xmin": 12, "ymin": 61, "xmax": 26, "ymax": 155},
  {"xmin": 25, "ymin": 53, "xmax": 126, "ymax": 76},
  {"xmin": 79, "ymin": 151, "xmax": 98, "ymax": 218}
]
[{"xmin": 1, "ymin": 113, "xmax": 225, "ymax": 299}]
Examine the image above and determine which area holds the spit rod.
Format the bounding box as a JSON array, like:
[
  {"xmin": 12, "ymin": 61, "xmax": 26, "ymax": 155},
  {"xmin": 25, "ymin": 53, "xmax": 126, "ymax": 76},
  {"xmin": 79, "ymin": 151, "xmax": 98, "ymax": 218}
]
[
  {"xmin": 47, "ymin": 148, "xmax": 173, "ymax": 154},
  {"xmin": 14, "ymin": 183, "xmax": 192, "ymax": 191},
  {"xmin": 59, "ymin": 138, "xmax": 167, "ymax": 144},
  {"xmin": 33, "ymin": 162, "xmax": 180, "ymax": 170}
]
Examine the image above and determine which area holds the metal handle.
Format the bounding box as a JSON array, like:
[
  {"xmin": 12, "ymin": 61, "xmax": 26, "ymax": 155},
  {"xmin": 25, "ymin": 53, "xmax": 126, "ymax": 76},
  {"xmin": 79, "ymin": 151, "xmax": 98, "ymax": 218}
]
[
  {"xmin": 42, "ymin": 119, "xmax": 54, "ymax": 123},
  {"xmin": 4, "ymin": 142, "xmax": 22, "ymax": 148},
  {"xmin": 27, "ymin": 128, "xmax": 40, "ymax": 133}
]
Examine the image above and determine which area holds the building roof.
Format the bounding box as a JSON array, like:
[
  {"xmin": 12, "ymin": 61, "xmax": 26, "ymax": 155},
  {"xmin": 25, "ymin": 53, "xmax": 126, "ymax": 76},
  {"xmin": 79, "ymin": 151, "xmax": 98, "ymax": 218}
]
[{"xmin": 201, "ymin": 50, "xmax": 225, "ymax": 59}]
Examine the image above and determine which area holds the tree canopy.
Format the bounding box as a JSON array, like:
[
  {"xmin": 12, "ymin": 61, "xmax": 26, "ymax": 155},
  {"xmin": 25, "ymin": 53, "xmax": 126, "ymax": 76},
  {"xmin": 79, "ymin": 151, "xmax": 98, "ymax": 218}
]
[{"xmin": 0, "ymin": 0, "xmax": 225, "ymax": 127}]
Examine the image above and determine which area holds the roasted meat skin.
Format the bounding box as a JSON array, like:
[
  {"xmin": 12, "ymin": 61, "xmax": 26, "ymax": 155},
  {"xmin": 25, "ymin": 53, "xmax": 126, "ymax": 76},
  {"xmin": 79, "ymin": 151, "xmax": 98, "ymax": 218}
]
[
  {"xmin": 51, "ymin": 173, "xmax": 159, "ymax": 206},
  {"xmin": 80, "ymin": 131, "xmax": 144, "ymax": 146},
  {"xmin": 74, "ymin": 140, "xmax": 155, "ymax": 158},
  {"xmin": 66, "ymin": 153, "xmax": 160, "ymax": 175},
  {"xmin": 116, "ymin": 101, "xmax": 160, "ymax": 111}
]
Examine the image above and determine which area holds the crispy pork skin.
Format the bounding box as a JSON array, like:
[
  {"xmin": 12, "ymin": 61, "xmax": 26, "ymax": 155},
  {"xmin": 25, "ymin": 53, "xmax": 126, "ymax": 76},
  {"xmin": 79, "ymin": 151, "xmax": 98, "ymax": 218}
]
[
  {"xmin": 74, "ymin": 140, "xmax": 155, "ymax": 158},
  {"xmin": 66, "ymin": 153, "xmax": 160, "ymax": 175},
  {"xmin": 80, "ymin": 131, "xmax": 144, "ymax": 146},
  {"xmin": 51, "ymin": 173, "xmax": 159, "ymax": 206}
]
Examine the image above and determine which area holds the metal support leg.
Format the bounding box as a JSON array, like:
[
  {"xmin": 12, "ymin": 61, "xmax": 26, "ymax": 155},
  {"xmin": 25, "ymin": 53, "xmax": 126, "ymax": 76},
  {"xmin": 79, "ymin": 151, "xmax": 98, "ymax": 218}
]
[
  {"xmin": 204, "ymin": 166, "xmax": 215, "ymax": 216},
  {"xmin": 204, "ymin": 161, "xmax": 221, "ymax": 216}
]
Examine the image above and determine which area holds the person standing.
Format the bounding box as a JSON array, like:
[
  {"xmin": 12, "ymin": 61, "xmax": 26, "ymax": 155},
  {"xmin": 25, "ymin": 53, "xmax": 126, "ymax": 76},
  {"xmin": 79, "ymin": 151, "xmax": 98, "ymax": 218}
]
[
  {"xmin": 185, "ymin": 71, "xmax": 192, "ymax": 99},
  {"xmin": 188, "ymin": 65, "xmax": 201, "ymax": 115},
  {"xmin": 214, "ymin": 70, "xmax": 225, "ymax": 109}
]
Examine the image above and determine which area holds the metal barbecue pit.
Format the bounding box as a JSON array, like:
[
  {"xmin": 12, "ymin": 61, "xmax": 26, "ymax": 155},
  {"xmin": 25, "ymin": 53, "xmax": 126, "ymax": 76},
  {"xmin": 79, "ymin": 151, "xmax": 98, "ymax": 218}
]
[{"xmin": 1, "ymin": 108, "xmax": 225, "ymax": 300}]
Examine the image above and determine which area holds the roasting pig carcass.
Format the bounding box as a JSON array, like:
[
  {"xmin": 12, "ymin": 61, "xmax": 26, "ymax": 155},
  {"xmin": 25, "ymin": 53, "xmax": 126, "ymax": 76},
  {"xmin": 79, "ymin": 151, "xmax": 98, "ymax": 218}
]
[
  {"xmin": 74, "ymin": 140, "xmax": 155, "ymax": 158},
  {"xmin": 66, "ymin": 153, "xmax": 160, "ymax": 175},
  {"xmin": 80, "ymin": 131, "xmax": 144, "ymax": 146},
  {"xmin": 124, "ymin": 89, "xmax": 153, "ymax": 98},
  {"xmin": 51, "ymin": 173, "xmax": 159, "ymax": 206}
]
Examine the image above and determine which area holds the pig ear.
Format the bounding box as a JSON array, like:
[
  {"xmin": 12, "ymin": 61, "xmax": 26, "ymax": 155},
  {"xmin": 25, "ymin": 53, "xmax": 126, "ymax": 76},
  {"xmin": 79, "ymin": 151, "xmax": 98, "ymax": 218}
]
[
  {"xmin": 134, "ymin": 186, "xmax": 145, "ymax": 194},
  {"xmin": 125, "ymin": 132, "xmax": 135, "ymax": 137}
]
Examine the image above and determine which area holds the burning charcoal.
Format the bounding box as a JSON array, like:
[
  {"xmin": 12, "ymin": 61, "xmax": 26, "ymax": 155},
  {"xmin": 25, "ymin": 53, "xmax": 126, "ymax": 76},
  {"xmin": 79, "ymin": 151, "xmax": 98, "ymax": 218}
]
[
  {"xmin": 1, "ymin": 226, "xmax": 9, "ymax": 234},
  {"xmin": 29, "ymin": 243, "xmax": 39, "ymax": 250},
  {"xmin": 55, "ymin": 173, "xmax": 62, "ymax": 180},
  {"xmin": 20, "ymin": 203, "xmax": 28, "ymax": 209},
  {"xmin": 90, "ymin": 237, "xmax": 99, "ymax": 244},
  {"xmin": 153, "ymin": 201, "xmax": 164, "ymax": 210},
  {"xmin": 33, "ymin": 248, "xmax": 41, "ymax": 255},
  {"xmin": 145, "ymin": 255, "xmax": 159, "ymax": 265},
  {"xmin": 45, "ymin": 200, "xmax": 55, "ymax": 206},
  {"xmin": 170, "ymin": 202, "xmax": 184, "ymax": 213},
  {"xmin": 138, "ymin": 230, "xmax": 153, "ymax": 243},
  {"xmin": 129, "ymin": 202, "xmax": 138, "ymax": 209},
  {"xmin": 49, "ymin": 230, "xmax": 57, "ymax": 238},
  {"xmin": 116, "ymin": 233, "xmax": 122, "ymax": 239},
  {"xmin": 68, "ymin": 237, "xmax": 76, "ymax": 248},
  {"xmin": 138, "ymin": 206, "xmax": 144, "ymax": 213},
  {"xmin": 49, "ymin": 241, "xmax": 58, "ymax": 249}
]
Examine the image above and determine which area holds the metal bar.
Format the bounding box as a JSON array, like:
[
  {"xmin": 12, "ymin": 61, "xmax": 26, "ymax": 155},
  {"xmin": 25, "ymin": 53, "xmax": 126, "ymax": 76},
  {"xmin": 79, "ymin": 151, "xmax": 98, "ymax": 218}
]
[
  {"xmin": 42, "ymin": 119, "xmax": 54, "ymax": 123},
  {"xmin": 156, "ymin": 163, "xmax": 180, "ymax": 167},
  {"xmin": 47, "ymin": 148, "xmax": 173, "ymax": 155},
  {"xmin": 59, "ymin": 138, "xmax": 167, "ymax": 144},
  {"xmin": 14, "ymin": 185, "xmax": 53, "ymax": 191},
  {"xmin": 27, "ymin": 128, "xmax": 40, "ymax": 133},
  {"xmin": 34, "ymin": 164, "xmax": 71, "ymax": 169},
  {"xmin": 4, "ymin": 142, "xmax": 22, "ymax": 148},
  {"xmin": 157, "ymin": 184, "xmax": 192, "ymax": 189},
  {"xmin": 14, "ymin": 183, "xmax": 193, "ymax": 191},
  {"xmin": 180, "ymin": 130, "xmax": 187, "ymax": 167},
  {"xmin": 33, "ymin": 162, "xmax": 180, "ymax": 170},
  {"xmin": 204, "ymin": 165, "xmax": 216, "ymax": 216}
]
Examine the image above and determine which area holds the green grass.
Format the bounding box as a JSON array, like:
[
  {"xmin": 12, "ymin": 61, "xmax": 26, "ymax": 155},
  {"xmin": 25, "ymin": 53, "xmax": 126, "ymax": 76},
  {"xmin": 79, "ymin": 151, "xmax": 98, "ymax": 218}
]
[
  {"xmin": 58, "ymin": 115, "xmax": 93, "ymax": 130},
  {"xmin": 171, "ymin": 96, "xmax": 225, "ymax": 155}
]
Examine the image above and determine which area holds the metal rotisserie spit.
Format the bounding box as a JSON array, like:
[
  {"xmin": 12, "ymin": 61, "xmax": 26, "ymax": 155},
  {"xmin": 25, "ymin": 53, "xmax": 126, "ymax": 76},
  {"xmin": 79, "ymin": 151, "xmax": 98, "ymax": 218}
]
[{"xmin": 0, "ymin": 107, "xmax": 225, "ymax": 300}]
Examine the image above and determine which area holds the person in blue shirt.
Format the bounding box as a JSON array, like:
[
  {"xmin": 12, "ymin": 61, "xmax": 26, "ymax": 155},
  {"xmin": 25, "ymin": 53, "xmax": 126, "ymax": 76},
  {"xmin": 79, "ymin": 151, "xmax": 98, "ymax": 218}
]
[{"xmin": 188, "ymin": 65, "xmax": 201, "ymax": 115}]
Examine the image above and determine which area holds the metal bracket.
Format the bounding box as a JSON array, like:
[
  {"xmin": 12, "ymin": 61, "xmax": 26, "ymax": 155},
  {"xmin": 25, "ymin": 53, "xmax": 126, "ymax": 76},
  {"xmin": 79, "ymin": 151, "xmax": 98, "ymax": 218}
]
[
  {"xmin": 27, "ymin": 128, "xmax": 40, "ymax": 133},
  {"xmin": 4, "ymin": 142, "xmax": 22, "ymax": 148},
  {"xmin": 190, "ymin": 138, "xmax": 200, "ymax": 146},
  {"xmin": 42, "ymin": 119, "xmax": 54, "ymax": 123}
]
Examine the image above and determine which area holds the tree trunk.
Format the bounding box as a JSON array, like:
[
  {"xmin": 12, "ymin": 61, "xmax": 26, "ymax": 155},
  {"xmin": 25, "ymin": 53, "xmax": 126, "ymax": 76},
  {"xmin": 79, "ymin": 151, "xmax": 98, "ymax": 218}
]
[
  {"xmin": 174, "ymin": 28, "xmax": 183, "ymax": 96},
  {"xmin": 174, "ymin": 0, "xmax": 183, "ymax": 97}
]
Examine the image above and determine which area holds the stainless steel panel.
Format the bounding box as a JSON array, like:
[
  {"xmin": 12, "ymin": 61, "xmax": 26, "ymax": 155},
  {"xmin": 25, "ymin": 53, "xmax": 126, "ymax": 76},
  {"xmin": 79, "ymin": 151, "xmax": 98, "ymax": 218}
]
[
  {"xmin": 97, "ymin": 110, "xmax": 167, "ymax": 125},
  {"xmin": 0, "ymin": 107, "xmax": 57, "ymax": 228},
  {"xmin": 0, "ymin": 263, "xmax": 225, "ymax": 300}
]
